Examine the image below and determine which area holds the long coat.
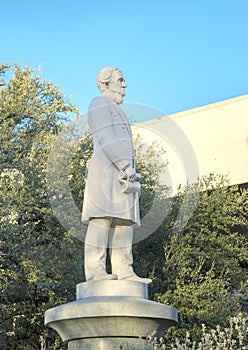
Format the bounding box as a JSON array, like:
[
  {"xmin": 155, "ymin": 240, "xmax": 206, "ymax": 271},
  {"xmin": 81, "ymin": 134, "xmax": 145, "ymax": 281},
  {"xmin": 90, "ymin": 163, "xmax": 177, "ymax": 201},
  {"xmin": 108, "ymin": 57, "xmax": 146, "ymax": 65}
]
[{"xmin": 81, "ymin": 96, "xmax": 140, "ymax": 226}]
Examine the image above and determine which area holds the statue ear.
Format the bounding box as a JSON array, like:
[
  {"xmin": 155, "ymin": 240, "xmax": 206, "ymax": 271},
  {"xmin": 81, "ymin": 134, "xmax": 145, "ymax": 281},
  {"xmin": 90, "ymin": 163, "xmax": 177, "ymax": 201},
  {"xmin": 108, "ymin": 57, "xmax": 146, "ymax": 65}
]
[{"xmin": 100, "ymin": 81, "xmax": 108, "ymax": 93}]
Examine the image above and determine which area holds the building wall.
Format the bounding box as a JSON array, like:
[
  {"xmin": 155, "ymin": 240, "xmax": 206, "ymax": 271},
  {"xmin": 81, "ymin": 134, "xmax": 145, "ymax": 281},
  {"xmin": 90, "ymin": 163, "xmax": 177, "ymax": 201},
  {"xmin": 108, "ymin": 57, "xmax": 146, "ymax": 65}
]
[{"xmin": 132, "ymin": 94, "xmax": 248, "ymax": 192}]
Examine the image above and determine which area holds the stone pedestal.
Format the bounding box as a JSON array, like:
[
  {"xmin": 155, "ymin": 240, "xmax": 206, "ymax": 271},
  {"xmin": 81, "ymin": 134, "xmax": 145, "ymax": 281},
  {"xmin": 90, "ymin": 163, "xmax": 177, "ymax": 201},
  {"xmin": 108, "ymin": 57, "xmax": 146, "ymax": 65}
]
[{"xmin": 45, "ymin": 281, "xmax": 178, "ymax": 349}]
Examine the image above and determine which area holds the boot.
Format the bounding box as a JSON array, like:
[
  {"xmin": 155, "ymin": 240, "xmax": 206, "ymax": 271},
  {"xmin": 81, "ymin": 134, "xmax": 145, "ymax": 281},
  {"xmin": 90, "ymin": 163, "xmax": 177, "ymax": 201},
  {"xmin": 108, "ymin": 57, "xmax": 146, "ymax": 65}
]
[
  {"xmin": 84, "ymin": 218, "xmax": 118, "ymax": 281},
  {"xmin": 109, "ymin": 225, "xmax": 152, "ymax": 284}
]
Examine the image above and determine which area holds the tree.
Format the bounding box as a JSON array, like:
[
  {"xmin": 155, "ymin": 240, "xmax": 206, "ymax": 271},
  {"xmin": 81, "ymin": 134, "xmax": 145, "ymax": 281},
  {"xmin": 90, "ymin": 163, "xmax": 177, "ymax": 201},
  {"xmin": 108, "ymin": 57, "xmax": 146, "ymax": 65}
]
[
  {"xmin": 156, "ymin": 175, "xmax": 248, "ymax": 342},
  {"xmin": 0, "ymin": 64, "xmax": 82, "ymax": 349}
]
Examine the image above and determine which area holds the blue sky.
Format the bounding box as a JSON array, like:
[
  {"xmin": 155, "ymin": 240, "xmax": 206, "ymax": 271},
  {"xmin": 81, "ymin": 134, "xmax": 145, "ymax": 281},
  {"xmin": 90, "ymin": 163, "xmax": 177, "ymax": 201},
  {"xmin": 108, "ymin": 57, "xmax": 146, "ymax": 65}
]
[{"xmin": 2, "ymin": 0, "xmax": 248, "ymax": 120}]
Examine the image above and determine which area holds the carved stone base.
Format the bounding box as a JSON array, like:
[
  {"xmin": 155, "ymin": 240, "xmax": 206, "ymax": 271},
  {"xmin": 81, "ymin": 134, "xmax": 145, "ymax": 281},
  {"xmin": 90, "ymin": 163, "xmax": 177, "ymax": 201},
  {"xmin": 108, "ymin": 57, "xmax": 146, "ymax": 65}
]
[{"xmin": 45, "ymin": 281, "xmax": 178, "ymax": 350}]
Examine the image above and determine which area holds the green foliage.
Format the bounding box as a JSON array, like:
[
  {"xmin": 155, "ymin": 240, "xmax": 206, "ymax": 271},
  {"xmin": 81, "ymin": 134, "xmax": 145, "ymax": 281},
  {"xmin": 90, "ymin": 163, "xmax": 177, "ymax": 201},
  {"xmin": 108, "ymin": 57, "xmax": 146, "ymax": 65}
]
[
  {"xmin": 69, "ymin": 131, "xmax": 93, "ymax": 210},
  {"xmin": 157, "ymin": 175, "xmax": 248, "ymax": 342},
  {"xmin": 0, "ymin": 64, "xmax": 82, "ymax": 349},
  {"xmin": 134, "ymin": 133, "xmax": 170, "ymax": 219},
  {"xmin": 148, "ymin": 313, "xmax": 248, "ymax": 349}
]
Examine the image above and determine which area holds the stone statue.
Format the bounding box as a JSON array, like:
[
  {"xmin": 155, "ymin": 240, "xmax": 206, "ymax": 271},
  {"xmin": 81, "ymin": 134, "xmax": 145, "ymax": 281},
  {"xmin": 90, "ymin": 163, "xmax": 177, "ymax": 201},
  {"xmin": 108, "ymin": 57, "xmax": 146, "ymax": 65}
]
[
  {"xmin": 82, "ymin": 66, "xmax": 151, "ymax": 284},
  {"xmin": 45, "ymin": 67, "xmax": 177, "ymax": 350}
]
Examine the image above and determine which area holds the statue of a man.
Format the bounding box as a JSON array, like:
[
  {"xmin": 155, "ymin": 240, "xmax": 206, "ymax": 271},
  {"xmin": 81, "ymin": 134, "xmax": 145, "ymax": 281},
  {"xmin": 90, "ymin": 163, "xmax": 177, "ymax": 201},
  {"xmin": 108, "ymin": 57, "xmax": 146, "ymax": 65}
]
[{"xmin": 82, "ymin": 66, "xmax": 151, "ymax": 284}]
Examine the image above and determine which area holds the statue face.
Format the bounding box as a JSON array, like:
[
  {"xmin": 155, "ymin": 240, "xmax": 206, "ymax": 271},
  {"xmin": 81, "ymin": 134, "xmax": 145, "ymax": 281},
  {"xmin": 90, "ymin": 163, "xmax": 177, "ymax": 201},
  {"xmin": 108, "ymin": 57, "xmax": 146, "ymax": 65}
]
[{"xmin": 104, "ymin": 70, "xmax": 127, "ymax": 104}]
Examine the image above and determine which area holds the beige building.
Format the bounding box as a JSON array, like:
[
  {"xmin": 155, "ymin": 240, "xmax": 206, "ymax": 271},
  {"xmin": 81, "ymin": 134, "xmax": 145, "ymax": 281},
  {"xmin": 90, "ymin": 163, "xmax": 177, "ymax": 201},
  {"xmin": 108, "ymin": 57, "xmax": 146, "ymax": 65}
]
[{"xmin": 132, "ymin": 94, "xmax": 248, "ymax": 193}]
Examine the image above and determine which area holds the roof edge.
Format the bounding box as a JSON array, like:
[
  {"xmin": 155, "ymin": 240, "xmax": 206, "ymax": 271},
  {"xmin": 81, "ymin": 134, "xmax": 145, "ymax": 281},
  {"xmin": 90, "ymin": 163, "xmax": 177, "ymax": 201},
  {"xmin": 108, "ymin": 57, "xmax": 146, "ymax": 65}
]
[{"xmin": 138, "ymin": 94, "xmax": 248, "ymax": 125}]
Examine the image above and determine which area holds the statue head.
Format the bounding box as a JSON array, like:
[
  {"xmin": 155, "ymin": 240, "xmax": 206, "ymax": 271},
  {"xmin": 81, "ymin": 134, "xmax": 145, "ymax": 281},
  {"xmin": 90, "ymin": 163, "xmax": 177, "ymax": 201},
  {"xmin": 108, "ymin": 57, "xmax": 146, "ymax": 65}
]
[{"xmin": 96, "ymin": 66, "xmax": 127, "ymax": 104}]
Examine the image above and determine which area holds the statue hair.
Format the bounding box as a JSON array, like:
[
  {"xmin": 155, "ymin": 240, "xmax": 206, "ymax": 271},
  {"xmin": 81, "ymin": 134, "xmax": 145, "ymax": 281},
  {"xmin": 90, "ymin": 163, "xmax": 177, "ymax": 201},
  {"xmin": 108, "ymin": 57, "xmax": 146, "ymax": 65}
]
[{"xmin": 96, "ymin": 66, "xmax": 119, "ymax": 93}]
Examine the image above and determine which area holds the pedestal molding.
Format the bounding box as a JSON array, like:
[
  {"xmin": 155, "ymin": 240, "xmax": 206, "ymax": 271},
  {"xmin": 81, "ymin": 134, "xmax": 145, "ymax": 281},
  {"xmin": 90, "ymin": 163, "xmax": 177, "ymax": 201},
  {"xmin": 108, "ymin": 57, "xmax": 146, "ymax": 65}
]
[
  {"xmin": 45, "ymin": 282, "xmax": 178, "ymax": 349},
  {"xmin": 76, "ymin": 280, "xmax": 148, "ymax": 299}
]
